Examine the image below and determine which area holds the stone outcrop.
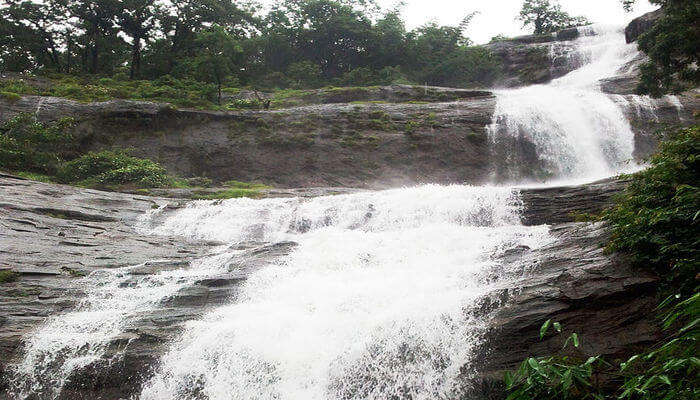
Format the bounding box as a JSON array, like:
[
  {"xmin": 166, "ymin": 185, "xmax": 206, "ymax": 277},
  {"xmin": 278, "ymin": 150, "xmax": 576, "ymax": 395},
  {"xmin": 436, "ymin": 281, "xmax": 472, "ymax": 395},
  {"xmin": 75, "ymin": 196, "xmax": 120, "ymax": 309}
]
[
  {"xmin": 475, "ymin": 222, "xmax": 659, "ymax": 396},
  {"xmin": 625, "ymin": 8, "xmax": 663, "ymax": 43},
  {"xmin": 0, "ymin": 93, "xmax": 497, "ymax": 188}
]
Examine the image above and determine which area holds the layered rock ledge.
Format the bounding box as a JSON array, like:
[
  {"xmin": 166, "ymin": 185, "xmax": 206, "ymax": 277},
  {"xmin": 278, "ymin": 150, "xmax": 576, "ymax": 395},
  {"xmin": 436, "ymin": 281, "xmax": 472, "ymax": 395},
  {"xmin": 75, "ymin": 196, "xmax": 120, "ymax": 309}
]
[{"xmin": 1, "ymin": 88, "xmax": 696, "ymax": 189}]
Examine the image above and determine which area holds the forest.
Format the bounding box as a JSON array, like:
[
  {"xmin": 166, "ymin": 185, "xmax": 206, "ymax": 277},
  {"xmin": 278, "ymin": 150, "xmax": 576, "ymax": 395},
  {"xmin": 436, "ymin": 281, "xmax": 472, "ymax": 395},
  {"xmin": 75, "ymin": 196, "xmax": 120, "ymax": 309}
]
[{"xmin": 1, "ymin": 0, "xmax": 695, "ymax": 104}]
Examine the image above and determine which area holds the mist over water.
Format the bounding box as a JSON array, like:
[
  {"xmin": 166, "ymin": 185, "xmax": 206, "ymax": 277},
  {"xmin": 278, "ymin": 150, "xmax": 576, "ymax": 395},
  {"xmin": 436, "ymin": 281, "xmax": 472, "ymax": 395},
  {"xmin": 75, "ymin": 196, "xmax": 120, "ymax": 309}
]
[{"xmin": 8, "ymin": 24, "xmax": 661, "ymax": 400}]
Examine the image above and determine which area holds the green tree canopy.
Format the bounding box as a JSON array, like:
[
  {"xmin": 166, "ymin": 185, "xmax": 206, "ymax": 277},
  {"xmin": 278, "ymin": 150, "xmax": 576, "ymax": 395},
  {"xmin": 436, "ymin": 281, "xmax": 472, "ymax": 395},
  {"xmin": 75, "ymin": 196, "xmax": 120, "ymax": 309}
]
[
  {"xmin": 622, "ymin": 0, "xmax": 699, "ymax": 96},
  {"xmin": 518, "ymin": 0, "xmax": 590, "ymax": 35}
]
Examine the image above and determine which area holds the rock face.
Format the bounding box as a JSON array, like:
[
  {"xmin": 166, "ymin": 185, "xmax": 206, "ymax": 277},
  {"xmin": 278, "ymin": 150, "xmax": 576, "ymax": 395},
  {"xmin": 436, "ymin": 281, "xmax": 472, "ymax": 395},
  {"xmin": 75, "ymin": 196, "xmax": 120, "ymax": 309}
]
[
  {"xmin": 476, "ymin": 222, "xmax": 659, "ymax": 396},
  {"xmin": 0, "ymin": 93, "xmax": 497, "ymax": 188},
  {"xmin": 625, "ymin": 8, "xmax": 663, "ymax": 43},
  {"xmin": 0, "ymin": 176, "xmax": 661, "ymax": 399},
  {"xmin": 1, "ymin": 87, "xmax": 695, "ymax": 189}
]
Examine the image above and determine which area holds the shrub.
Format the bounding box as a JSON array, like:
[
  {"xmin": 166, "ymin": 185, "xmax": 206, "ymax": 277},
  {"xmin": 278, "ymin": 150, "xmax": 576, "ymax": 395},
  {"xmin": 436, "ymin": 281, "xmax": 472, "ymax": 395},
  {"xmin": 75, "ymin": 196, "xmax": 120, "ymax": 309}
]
[
  {"xmin": 603, "ymin": 126, "xmax": 699, "ymax": 294},
  {"xmin": 506, "ymin": 126, "xmax": 700, "ymax": 400},
  {"xmin": 1, "ymin": 91, "xmax": 21, "ymax": 102},
  {"xmin": 0, "ymin": 114, "xmax": 74, "ymax": 174},
  {"xmin": 0, "ymin": 270, "xmax": 19, "ymax": 283},
  {"xmin": 59, "ymin": 150, "xmax": 171, "ymax": 188},
  {"xmin": 505, "ymin": 321, "xmax": 605, "ymax": 400}
]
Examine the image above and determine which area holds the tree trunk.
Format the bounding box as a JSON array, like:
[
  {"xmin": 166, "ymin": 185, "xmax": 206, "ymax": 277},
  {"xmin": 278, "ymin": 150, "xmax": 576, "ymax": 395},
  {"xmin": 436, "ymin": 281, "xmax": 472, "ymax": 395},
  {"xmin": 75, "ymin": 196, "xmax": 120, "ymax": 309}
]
[
  {"xmin": 130, "ymin": 37, "xmax": 142, "ymax": 79},
  {"xmin": 90, "ymin": 43, "xmax": 99, "ymax": 74},
  {"xmin": 217, "ymin": 82, "xmax": 222, "ymax": 105}
]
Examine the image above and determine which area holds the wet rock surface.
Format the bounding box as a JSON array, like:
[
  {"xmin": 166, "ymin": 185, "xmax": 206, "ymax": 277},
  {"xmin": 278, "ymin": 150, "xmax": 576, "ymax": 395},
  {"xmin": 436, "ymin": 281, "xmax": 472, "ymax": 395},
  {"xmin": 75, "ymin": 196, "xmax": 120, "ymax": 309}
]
[
  {"xmin": 0, "ymin": 93, "xmax": 497, "ymax": 188},
  {"xmin": 0, "ymin": 175, "xmax": 661, "ymax": 399},
  {"xmin": 625, "ymin": 8, "xmax": 663, "ymax": 43},
  {"xmin": 476, "ymin": 222, "xmax": 659, "ymax": 396}
]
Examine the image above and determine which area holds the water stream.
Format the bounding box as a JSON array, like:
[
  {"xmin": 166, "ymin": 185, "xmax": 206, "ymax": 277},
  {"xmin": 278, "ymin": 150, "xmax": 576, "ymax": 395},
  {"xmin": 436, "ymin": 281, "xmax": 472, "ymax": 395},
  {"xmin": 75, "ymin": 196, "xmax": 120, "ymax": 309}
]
[
  {"xmin": 7, "ymin": 24, "xmax": 666, "ymax": 400},
  {"xmin": 488, "ymin": 25, "xmax": 640, "ymax": 184}
]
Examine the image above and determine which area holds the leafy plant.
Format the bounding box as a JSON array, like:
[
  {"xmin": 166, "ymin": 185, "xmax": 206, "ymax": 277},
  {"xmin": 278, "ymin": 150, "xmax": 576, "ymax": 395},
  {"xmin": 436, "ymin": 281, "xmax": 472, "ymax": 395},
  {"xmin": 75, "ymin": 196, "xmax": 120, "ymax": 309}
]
[
  {"xmin": 58, "ymin": 150, "xmax": 171, "ymax": 188},
  {"xmin": 618, "ymin": 293, "xmax": 699, "ymax": 400},
  {"xmin": 0, "ymin": 270, "xmax": 19, "ymax": 283},
  {"xmin": 603, "ymin": 126, "xmax": 699, "ymax": 295},
  {"xmin": 505, "ymin": 320, "xmax": 605, "ymax": 400},
  {"xmin": 623, "ymin": 0, "xmax": 699, "ymax": 96},
  {"xmin": 0, "ymin": 113, "xmax": 74, "ymax": 175}
]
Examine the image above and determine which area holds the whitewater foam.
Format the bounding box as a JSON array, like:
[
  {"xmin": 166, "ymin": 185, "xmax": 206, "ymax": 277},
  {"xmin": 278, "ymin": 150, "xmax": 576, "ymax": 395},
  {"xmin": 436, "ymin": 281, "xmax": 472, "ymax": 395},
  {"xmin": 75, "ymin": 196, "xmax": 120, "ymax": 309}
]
[{"xmin": 488, "ymin": 25, "xmax": 641, "ymax": 184}]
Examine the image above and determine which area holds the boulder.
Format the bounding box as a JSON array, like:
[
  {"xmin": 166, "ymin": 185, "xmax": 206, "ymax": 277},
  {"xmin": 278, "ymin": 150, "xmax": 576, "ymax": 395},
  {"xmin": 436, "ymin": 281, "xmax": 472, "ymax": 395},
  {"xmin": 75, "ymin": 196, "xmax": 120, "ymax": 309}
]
[{"xmin": 625, "ymin": 8, "xmax": 664, "ymax": 43}]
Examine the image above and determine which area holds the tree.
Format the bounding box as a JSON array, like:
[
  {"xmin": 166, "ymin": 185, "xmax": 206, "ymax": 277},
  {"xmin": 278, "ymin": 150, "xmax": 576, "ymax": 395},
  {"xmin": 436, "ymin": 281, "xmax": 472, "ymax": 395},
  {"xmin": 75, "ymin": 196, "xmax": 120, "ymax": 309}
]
[
  {"xmin": 0, "ymin": 0, "xmax": 71, "ymax": 72},
  {"xmin": 158, "ymin": 0, "xmax": 257, "ymax": 73},
  {"xmin": 275, "ymin": 0, "xmax": 374, "ymax": 78},
  {"xmin": 117, "ymin": 0, "xmax": 160, "ymax": 79},
  {"xmin": 69, "ymin": 0, "xmax": 123, "ymax": 74},
  {"xmin": 192, "ymin": 25, "xmax": 242, "ymax": 104},
  {"xmin": 518, "ymin": 0, "xmax": 590, "ymax": 35},
  {"xmin": 621, "ymin": 0, "xmax": 699, "ymax": 96}
]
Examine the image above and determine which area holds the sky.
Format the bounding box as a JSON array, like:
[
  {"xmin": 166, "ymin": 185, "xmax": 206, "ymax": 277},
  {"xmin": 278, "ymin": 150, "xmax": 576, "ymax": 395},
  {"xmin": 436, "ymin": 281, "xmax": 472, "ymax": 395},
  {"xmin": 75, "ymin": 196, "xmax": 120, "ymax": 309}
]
[{"xmin": 262, "ymin": 0, "xmax": 659, "ymax": 44}]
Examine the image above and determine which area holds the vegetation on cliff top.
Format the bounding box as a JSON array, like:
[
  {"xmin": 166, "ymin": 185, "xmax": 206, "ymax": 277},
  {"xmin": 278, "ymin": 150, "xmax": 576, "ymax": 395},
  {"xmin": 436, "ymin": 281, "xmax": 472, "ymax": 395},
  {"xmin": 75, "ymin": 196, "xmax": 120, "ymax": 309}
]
[
  {"xmin": 0, "ymin": 114, "xmax": 264, "ymax": 198},
  {"xmin": 506, "ymin": 125, "xmax": 700, "ymax": 400},
  {"xmin": 622, "ymin": 0, "xmax": 699, "ymax": 95},
  {"xmin": 518, "ymin": 0, "xmax": 590, "ymax": 35},
  {"xmin": 0, "ymin": 0, "xmax": 503, "ymax": 101}
]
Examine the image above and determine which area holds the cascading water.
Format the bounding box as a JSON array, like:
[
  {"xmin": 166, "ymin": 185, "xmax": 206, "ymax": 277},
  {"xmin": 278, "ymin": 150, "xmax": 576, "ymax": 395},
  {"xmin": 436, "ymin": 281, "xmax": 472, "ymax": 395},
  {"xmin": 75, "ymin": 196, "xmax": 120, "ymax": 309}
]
[
  {"xmin": 7, "ymin": 23, "xmax": 656, "ymax": 400},
  {"xmin": 7, "ymin": 252, "xmax": 236, "ymax": 399},
  {"xmin": 138, "ymin": 186, "xmax": 552, "ymax": 399},
  {"xmin": 488, "ymin": 25, "xmax": 641, "ymax": 184}
]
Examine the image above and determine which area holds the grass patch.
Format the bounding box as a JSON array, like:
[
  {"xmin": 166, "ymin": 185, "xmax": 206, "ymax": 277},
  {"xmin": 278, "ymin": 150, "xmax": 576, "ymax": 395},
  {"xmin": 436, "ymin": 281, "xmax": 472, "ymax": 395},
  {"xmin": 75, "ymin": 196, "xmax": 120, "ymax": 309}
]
[
  {"xmin": 0, "ymin": 91, "xmax": 21, "ymax": 102},
  {"xmin": 0, "ymin": 270, "xmax": 19, "ymax": 283},
  {"xmin": 12, "ymin": 171, "xmax": 55, "ymax": 183},
  {"xmin": 192, "ymin": 188, "xmax": 264, "ymax": 200},
  {"xmin": 222, "ymin": 180, "xmax": 270, "ymax": 190}
]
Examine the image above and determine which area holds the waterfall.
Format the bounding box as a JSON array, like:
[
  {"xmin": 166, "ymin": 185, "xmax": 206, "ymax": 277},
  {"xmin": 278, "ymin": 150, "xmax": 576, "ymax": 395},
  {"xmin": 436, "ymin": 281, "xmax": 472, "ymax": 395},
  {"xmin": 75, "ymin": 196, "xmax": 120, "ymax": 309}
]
[
  {"xmin": 7, "ymin": 253, "xmax": 236, "ymax": 399},
  {"xmin": 138, "ymin": 186, "xmax": 552, "ymax": 399},
  {"xmin": 488, "ymin": 25, "xmax": 641, "ymax": 184},
  {"xmin": 7, "ymin": 23, "xmax": 654, "ymax": 400}
]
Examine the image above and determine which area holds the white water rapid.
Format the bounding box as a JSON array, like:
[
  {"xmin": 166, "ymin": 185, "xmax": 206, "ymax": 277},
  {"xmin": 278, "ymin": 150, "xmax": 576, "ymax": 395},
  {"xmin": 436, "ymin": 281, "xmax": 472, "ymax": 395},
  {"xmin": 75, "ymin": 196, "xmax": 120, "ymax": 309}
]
[
  {"xmin": 488, "ymin": 25, "xmax": 641, "ymax": 184},
  {"xmin": 7, "ymin": 24, "xmax": 663, "ymax": 400},
  {"xmin": 138, "ymin": 186, "xmax": 552, "ymax": 399}
]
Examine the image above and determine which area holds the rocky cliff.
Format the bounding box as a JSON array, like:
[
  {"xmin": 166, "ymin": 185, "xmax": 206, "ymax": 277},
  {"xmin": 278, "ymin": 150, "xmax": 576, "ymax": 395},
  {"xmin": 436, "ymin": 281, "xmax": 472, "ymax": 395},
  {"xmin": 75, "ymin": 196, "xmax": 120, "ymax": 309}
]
[{"xmin": 1, "ymin": 87, "xmax": 696, "ymax": 189}]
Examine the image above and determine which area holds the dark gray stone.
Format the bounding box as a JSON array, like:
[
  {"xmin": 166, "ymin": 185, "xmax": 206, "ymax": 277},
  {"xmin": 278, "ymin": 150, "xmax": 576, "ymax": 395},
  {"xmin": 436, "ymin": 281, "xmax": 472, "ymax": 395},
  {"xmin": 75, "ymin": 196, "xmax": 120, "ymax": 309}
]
[{"xmin": 625, "ymin": 8, "xmax": 664, "ymax": 43}]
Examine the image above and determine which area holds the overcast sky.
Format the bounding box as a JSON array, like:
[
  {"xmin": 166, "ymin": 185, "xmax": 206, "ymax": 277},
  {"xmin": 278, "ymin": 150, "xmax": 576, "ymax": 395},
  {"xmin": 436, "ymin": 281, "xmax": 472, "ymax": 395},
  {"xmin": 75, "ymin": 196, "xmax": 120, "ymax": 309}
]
[{"xmin": 262, "ymin": 0, "xmax": 659, "ymax": 44}]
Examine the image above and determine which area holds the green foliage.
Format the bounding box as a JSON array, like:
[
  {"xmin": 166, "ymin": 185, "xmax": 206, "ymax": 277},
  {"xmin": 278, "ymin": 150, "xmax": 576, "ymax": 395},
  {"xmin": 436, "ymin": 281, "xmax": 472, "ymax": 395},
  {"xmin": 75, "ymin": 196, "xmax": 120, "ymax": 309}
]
[
  {"xmin": 193, "ymin": 188, "xmax": 264, "ymax": 200},
  {"xmin": 222, "ymin": 180, "xmax": 270, "ymax": 190},
  {"xmin": 0, "ymin": 75, "xmax": 219, "ymax": 108},
  {"xmin": 505, "ymin": 320, "xmax": 605, "ymax": 400},
  {"xmin": 0, "ymin": 270, "xmax": 19, "ymax": 283},
  {"xmin": 633, "ymin": 0, "xmax": 699, "ymax": 96},
  {"xmin": 1, "ymin": 0, "xmax": 504, "ymax": 91},
  {"xmin": 58, "ymin": 150, "xmax": 171, "ymax": 188},
  {"xmin": 191, "ymin": 25, "xmax": 243, "ymax": 104},
  {"xmin": 0, "ymin": 114, "xmax": 74, "ymax": 175},
  {"xmin": 1, "ymin": 91, "xmax": 21, "ymax": 102},
  {"xmin": 603, "ymin": 126, "xmax": 699, "ymax": 294},
  {"xmin": 227, "ymin": 98, "xmax": 264, "ymax": 110},
  {"xmin": 518, "ymin": 0, "xmax": 590, "ymax": 35},
  {"xmin": 618, "ymin": 293, "xmax": 699, "ymax": 400},
  {"xmin": 507, "ymin": 126, "xmax": 700, "ymax": 400},
  {"xmin": 13, "ymin": 171, "xmax": 55, "ymax": 183}
]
